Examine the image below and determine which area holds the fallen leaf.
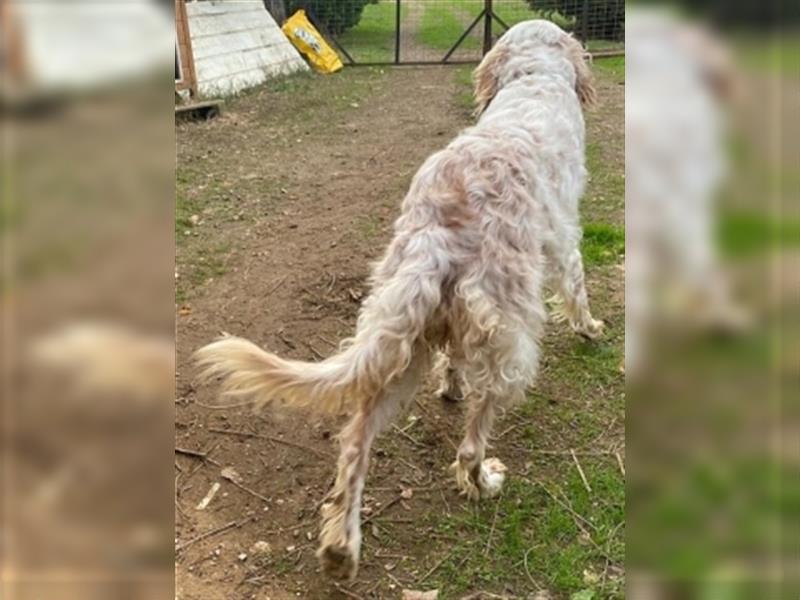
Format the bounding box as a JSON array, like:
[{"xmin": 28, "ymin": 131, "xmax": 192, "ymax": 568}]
[{"xmin": 400, "ymin": 487, "xmax": 414, "ymax": 500}]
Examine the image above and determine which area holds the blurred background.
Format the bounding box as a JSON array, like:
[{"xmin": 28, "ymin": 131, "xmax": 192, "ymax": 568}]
[
  {"xmin": 1, "ymin": 1, "xmax": 175, "ymax": 598},
  {"xmin": 626, "ymin": 1, "xmax": 798, "ymax": 598},
  {"xmin": 1, "ymin": 0, "xmax": 798, "ymax": 598}
]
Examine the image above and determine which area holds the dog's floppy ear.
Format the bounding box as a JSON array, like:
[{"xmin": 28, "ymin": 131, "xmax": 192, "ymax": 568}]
[
  {"xmin": 473, "ymin": 42, "xmax": 510, "ymax": 116},
  {"xmin": 561, "ymin": 36, "xmax": 597, "ymax": 109}
]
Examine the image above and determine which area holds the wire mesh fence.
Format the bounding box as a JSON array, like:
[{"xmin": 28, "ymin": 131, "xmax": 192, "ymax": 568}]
[{"xmin": 284, "ymin": 0, "xmax": 624, "ymax": 64}]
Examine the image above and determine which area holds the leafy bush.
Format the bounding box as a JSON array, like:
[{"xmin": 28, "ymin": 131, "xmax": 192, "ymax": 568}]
[
  {"xmin": 527, "ymin": 0, "xmax": 624, "ymax": 41},
  {"xmin": 286, "ymin": 0, "xmax": 374, "ymax": 34}
]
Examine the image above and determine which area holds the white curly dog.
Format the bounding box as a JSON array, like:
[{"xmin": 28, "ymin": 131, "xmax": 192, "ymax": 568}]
[{"xmin": 197, "ymin": 20, "xmax": 602, "ymax": 580}]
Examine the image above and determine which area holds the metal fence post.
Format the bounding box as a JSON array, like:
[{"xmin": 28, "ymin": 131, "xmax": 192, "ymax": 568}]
[
  {"xmin": 395, "ymin": 0, "xmax": 401, "ymax": 64},
  {"xmin": 483, "ymin": 0, "xmax": 493, "ymax": 55},
  {"xmin": 581, "ymin": 0, "xmax": 589, "ymax": 42}
]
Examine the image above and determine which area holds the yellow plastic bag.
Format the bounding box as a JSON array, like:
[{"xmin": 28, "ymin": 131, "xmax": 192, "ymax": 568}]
[{"xmin": 282, "ymin": 10, "xmax": 343, "ymax": 74}]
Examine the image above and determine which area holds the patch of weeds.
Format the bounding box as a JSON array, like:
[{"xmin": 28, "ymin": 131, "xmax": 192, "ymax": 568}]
[
  {"xmin": 356, "ymin": 214, "xmax": 382, "ymax": 240},
  {"xmin": 176, "ymin": 169, "xmax": 205, "ymax": 236},
  {"xmin": 544, "ymin": 335, "xmax": 624, "ymax": 404},
  {"xmin": 270, "ymin": 555, "xmax": 296, "ymax": 576},
  {"xmin": 453, "ymin": 66, "xmax": 476, "ymax": 113},
  {"xmin": 629, "ymin": 456, "xmax": 787, "ymax": 583},
  {"xmin": 582, "ymin": 222, "xmax": 624, "ymax": 266},
  {"xmin": 176, "ymin": 191, "xmax": 200, "ymax": 236},
  {"xmin": 176, "ymin": 243, "xmax": 230, "ymax": 303},
  {"xmin": 233, "ymin": 68, "xmax": 386, "ymax": 126},
  {"xmin": 427, "ymin": 467, "xmax": 624, "ymax": 598},
  {"xmin": 265, "ymin": 71, "xmax": 317, "ymax": 94},
  {"xmin": 718, "ymin": 210, "xmax": 800, "ymax": 258},
  {"xmin": 585, "ymin": 142, "xmax": 624, "ymax": 219}
]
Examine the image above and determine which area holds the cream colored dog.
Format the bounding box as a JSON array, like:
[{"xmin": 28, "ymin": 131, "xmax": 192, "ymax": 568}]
[{"xmin": 197, "ymin": 20, "xmax": 601, "ymax": 580}]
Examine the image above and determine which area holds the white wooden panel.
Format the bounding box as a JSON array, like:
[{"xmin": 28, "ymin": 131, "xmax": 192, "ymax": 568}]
[
  {"xmin": 13, "ymin": 1, "xmax": 173, "ymax": 90},
  {"xmin": 186, "ymin": 0, "xmax": 308, "ymax": 97},
  {"xmin": 187, "ymin": 0, "xmax": 259, "ymax": 16}
]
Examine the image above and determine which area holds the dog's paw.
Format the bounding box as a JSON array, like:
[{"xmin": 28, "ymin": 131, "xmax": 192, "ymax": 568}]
[
  {"xmin": 547, "ymin": 294, "xmax": 569, "ymax": 324},
  {"xmin": 318, "ymin": 542, "xmax": 358, "ymax": 580},
  {"xmin": 478, "ymin": 457, "xmax": 508, "ymax": 498},
  {"xmin": 451, "ymin": 458, "xmax": 507, "ymax": 500},
  {"xmin": 450, "ymin": 460, "xmax": 481, "ymax": 501},
  {"xmin": 575, "ymin": 318, "xmax": 605, "ymax": 340}
]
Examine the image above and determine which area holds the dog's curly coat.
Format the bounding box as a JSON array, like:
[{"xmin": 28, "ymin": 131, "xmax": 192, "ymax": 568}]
[{"xmin": 196, "ymin": 20, "xmax": 602, "ymax": 580}]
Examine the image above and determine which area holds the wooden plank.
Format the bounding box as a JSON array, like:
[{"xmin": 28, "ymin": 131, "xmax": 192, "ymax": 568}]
[{"xmin": 175, "ymin": 100, "xmax": 222, "ymax": 122}]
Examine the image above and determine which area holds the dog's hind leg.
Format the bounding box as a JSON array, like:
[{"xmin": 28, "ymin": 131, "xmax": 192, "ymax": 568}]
[
  {"xmin": 451, "ymin": 388, "xmax": 507, "ymax": 500},
  {"xmin": 317, "ymin": 349, "xmax": 427, "ymax": 579},
  {"xmin": 434, "ymin": 348, "xmax": 464, "ymax": 403},
  {"xmin": 451, "ymin": 326, "xmax": 539, "ymax": 500},
  {"xmin": 551, "ymin": 247, "xmax": 604, "ymax": 340}
]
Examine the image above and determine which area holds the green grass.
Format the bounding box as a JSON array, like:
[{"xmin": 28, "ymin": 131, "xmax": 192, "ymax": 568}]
[
  {"xmin": 585, "ymin": 141, "xmax": 625, "ymax": 220},
  {"xmin": 428, "ymin": 467, "xmax": 624, "ymax": 598},
  {"xmin": 586, "ymin": 39, "xmax": 624, "ymax": 52},
  {"xmin": 338, "ymin": 1, "xmax": 406, "ymax": 63},
  {"xmin": 495, "ymin": 3, "xmax": 575, "ymax": 28},
  {"xmin": 593, "ymin": 56, "xmax": 624, "ymax": 80},
  {"xmin": 454, "ymin": 66, "xmax": 476, "ymax": 111},
  {"xmin": 334, "ymin": 0, "xmax": 620, "ymax": 64},
  {"xmin": 175, "ymin": 242, "xmax": 229, "ymax": 305},
  {"xmin": 417, "ymin": 0, "xmax": 579, "ymax": 54},
  {"xmin": 582, "ymin": 223, "xmax": 624, "ymax": 267},
  {"xmin": 737, "ymin": 32, "xmax": 800, "ymax": 76},
  {"xmin": 718, "ymin": 211, "xmax": 800, "ymax": 257},
  {"xmin": 419, "ymin": 2, "xmax": 481, "ymax": 51}
]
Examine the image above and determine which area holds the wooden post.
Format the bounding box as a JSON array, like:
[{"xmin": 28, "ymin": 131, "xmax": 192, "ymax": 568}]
[{"xmin": 175, "ymin": 0, "xmax": 198, "ymax": 97}]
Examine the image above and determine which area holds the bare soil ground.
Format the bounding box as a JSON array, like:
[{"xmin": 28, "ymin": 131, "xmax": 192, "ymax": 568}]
[{"xmin": 176, "ymin": 62, "xmax": 624, "ymax": 600}]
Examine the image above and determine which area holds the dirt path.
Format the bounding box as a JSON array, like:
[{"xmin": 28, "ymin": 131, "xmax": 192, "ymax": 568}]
[{"xmin": 176, "ymin": 64, "xmax": 624, "ymax": 600}]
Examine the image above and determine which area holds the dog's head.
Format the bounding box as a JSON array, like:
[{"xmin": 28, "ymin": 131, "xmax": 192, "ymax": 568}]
[{"xmin": 473, "ymin": 19, "xmax": 597, "ymax": 115}]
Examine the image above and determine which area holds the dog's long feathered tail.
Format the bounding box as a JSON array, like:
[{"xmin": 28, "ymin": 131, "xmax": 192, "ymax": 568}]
[{"xmin": 195, "ymin": 238, "xmax": 447, "ymax": 413}]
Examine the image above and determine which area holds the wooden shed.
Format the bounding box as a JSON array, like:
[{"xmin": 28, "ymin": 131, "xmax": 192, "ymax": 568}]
[{"xmin": 175, "ymin": 0, "xmax": 308, "ymax": 99}]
